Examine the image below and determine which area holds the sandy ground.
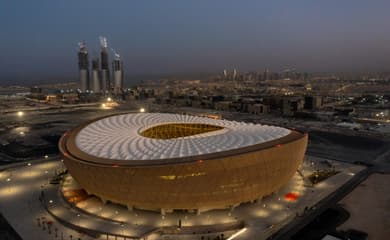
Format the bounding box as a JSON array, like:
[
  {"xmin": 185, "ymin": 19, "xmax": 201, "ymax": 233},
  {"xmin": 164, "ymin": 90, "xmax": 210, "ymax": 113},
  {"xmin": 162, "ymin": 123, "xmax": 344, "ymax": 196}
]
[{"xmin": 338, "ymin": 173, "xmax": 390, "ymax": 240}]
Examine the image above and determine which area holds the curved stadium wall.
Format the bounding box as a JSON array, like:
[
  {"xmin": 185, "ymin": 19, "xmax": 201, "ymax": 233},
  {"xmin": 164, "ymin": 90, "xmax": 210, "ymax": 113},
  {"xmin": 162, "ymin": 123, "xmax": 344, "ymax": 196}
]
[{"xmin": 59, "ymin": 113, "xmax": 308, "ymax": 212}]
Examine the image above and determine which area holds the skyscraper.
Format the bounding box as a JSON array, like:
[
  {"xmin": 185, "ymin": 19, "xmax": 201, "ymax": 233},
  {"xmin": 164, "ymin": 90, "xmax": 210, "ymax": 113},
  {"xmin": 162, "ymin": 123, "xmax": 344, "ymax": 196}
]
[
  {"xmin": 100, "ymin": 36, "xmax": 110, "ymax": 94},
  {"xmin": 223, "ymin": 69, "xmax": 227, "ymax": 79},
  {"xmin": 78, "ymin": 41, "xmax": 89, "ymax": 92},
  {"xmin": 263, "ymin": 68, "xmax": 269, "ymax": 81},
  {"xmin": 91, "ymin": 58, "xmax": 101, "ymax": 94},
  {"xmin": 232, "ymin": 68, "xmax": 237, "ymax": 81},
  {"xmin": 112, "ymin": 51, "xmax": 123, "ymax": 95}
]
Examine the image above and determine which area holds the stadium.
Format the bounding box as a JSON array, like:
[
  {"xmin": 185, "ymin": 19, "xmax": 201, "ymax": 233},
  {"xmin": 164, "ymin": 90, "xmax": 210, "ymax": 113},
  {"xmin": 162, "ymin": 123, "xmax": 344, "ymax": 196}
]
[{"xmin": 59, "ymin": 113, "xmax": 308, "ymax": 213}]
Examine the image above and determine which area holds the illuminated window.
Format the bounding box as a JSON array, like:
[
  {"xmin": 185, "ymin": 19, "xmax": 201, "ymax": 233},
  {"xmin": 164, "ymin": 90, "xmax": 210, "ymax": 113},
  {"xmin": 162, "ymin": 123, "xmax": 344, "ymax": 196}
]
[
  {"xmin": 159, "ymin": 172, "xmax": 206, "ymax": 180},
  {"xmin": 160, "ymin": 175, "xmax": 176, "ymax": 180}
]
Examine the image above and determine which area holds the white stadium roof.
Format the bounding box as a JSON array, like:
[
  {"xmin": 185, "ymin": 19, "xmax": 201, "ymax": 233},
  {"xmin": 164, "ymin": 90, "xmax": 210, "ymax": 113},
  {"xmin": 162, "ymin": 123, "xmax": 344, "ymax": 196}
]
[{"xmin": 75, "ymin": 113, "xmax": 291, "ymax": 160}]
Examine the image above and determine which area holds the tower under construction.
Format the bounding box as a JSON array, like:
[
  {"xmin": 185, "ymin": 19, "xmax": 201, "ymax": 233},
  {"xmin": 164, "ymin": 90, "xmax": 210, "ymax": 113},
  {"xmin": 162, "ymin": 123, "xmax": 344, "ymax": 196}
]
[
  {"xmin": 100, "ymin": 36, "xmax": 110, "ymax": 94},
  {"xmin": 78, "ymin": 41, "xmax": 89, "ymax": 92},
  {"xmin": 91, "ymin": 58, "xmax": 101, "ymax": 93},
  {"xmin": 112, "ymin": 51, "xmax": 123, "ymax": 95}
]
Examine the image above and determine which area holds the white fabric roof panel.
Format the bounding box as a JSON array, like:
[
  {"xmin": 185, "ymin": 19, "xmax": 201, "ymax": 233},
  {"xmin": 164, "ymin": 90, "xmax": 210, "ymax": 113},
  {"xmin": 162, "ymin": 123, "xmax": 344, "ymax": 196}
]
[{"xmin": 75, "ymin": 113, "xmax": 291, "ymax": 161}]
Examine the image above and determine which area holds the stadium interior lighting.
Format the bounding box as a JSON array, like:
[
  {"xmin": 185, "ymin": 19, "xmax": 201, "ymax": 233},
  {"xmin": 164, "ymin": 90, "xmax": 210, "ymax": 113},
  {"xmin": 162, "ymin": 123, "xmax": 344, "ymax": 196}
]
[
  {"xmin": 107, "ymin": 97, "xmax": 112, "ymax": 102},
  {"xmin": 140, "ymin": 123, "xmax": 223, "ymax": 139},
  {"xmin": 140, "ymin": 108, "xmax": 146, "ymax": 113},
  {"xmin": 17, "ymin": 111, "xmax": 24, "ymax": 117}
]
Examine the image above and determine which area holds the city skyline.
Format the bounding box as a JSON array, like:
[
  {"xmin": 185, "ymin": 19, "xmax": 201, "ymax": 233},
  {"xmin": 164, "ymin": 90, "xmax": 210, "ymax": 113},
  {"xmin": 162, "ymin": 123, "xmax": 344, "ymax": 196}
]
[
  {"xmin": 0, "ymin": 2, "xmax": 389, "ymax": 236},
  {"xmin": 1, "ymin": 0, "xmax": 390, "ymax": 84}
]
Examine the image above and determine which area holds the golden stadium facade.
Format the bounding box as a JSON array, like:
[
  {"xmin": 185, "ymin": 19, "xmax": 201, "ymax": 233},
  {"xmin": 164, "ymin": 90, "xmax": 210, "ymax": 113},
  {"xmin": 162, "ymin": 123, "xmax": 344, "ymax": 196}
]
[{"xmin": 59, "ymin": 113, "xmax": 308, "ymax": 212}]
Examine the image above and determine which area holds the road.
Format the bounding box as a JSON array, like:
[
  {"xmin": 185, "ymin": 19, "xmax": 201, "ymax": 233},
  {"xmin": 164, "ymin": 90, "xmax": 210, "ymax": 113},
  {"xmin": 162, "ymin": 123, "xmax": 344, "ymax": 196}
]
[{"xmin": 268, "ymin": 153, "xmax": 388, "ymax": 240}]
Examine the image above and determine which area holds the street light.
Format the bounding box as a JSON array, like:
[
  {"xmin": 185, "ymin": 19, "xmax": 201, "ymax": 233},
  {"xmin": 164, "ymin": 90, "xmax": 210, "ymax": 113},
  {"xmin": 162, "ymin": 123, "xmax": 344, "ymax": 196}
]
[
  {"xmin": 76, "ymin": 213, "xmax": 81, "ymax": 227},
  {"xmin": 27, "ymin": 163, "xmax": 32, "ymax": 177},
  {"xmin": 6, "ymin": 178, "xmax": 11, "ymax": 192},
  {"xmin": 120, "ymin": 223, "xmax": 125, "ymax": 237},
  {"xmin": 44, "ymin": 170, "xmax": 49, "ymax": 184}
]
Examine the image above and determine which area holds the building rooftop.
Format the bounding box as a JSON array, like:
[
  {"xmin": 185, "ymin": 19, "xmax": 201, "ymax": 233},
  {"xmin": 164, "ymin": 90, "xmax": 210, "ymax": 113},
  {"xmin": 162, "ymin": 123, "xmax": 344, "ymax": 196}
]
[{"xmin": 73, "ymin": 113, "xmax": 291, "ymax": 161}]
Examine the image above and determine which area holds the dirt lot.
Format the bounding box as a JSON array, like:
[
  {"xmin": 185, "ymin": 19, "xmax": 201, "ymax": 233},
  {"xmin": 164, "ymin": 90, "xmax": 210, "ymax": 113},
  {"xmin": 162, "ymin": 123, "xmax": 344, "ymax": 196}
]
[
  {"xmin": 307, "ymin": 130, "xmax": 390, "ymax": 163},
  {"xmin": 338, "ymin": 173, "xmax": 390, "ymax": 240}
]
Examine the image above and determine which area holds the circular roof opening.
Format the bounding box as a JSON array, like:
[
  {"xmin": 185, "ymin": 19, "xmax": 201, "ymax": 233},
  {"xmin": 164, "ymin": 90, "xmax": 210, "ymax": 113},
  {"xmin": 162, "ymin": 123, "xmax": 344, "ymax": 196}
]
[{"xmin": 140, "ymin": 123, "xmax": 224, "ymax": 139}]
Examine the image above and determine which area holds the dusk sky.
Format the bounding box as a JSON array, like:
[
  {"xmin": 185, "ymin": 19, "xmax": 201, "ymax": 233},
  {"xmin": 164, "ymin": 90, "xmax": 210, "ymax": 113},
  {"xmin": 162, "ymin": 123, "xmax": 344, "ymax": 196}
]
[{"xmin": 1, "ymin": 0, "xmax": 390, "ymax": 84}]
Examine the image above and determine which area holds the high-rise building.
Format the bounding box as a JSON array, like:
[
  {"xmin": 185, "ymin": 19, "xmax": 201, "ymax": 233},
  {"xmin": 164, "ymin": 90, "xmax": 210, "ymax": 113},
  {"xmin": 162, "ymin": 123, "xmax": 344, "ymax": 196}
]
[
  {"xmin": 78, "ymin": 41, "xmax": 89, "ymax": 92},
  {"xmin": 232, "ymin": 68, "xmax": 237, "ymax": 81},
  {"xmin": 223, "ymin": 69, "xmax": 227, "ymax": 79},
  {"xmin": 100, "ymin": 36, "xmax": 110, "ymax": 94},
  {"xmin": 77, "ymin": 37, "xmax": 125, "ymax": 95},
  {"xmin": 112, "ymin": 52, "xmax": 123, "ymax": 95},
  {"xmin": 263, "ymin": 68, "xmax": 269, "ymax": 81},
  {"xmin": 91, "ymin": 58, "xmax": 101, "ymax": 94}
]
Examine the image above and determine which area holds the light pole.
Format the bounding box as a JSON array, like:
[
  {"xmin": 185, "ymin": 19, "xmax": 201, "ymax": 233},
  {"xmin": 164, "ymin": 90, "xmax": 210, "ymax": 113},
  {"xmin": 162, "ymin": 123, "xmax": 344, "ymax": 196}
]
[
  {"xmin": 61, "ymin": 159, "xmax": 65, "ymax": 173},
  {"xmin": 76, "ymin": 213, "xmax": 81, "ymax": 228},
  {"xmin": 27, "ymin": 163, "xmax": 32, "ymax": 177},
  {"xmin": 16, "ymin": 111, "xmax": 25, "ymax": 127},
  {"xmin": 6, "ymin": 178, "xmax": 11, "ymax": 192},
  {"xmin": 44, "ymin": 170, "xmax": 49, "ymax": 185},
  {"xmin": 120, "ymin": 222, "xmax": 125, "ymax": 239}
]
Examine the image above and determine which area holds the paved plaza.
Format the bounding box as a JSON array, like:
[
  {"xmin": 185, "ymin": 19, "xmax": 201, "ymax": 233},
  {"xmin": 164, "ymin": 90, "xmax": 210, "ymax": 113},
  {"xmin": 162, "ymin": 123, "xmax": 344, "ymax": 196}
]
[{"xmin": 0, "ymin": 156, "xmax": 364, "ymax": 240}]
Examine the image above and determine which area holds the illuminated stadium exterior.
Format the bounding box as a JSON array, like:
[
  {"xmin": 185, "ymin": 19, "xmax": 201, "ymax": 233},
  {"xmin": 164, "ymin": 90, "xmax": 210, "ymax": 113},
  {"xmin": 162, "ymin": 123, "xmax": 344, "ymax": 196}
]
[{"xmin": 59, "ymin": 113, "xmax": 308, "ymax": 212}]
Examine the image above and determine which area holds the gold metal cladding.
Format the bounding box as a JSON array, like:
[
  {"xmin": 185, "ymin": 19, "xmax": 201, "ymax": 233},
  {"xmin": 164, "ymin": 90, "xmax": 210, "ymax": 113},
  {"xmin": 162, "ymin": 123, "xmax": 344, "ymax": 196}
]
[
  {"xmin": 139, "ymin": 123, "xmax": 224, "ymax": 139},
  {"xmin": 59, "ymin": 113, "xmax": 308, "ymax": 211}
]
